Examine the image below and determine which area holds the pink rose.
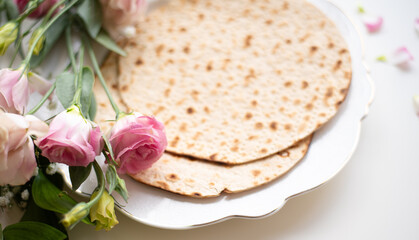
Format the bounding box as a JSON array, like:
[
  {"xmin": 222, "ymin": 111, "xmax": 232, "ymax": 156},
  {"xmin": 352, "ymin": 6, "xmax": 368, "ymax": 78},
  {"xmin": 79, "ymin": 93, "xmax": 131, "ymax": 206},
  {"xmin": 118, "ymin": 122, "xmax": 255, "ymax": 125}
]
[
  {"xmin": 109, "ymin": 113, "xmax": 167, "ymax": 174},
  {"xmin": 0, "ymin": 111, "xmax": 49, "ymax": 186},
  {"xmin": 100, "ymin": 0, "xmax": 146, "ymax": 38},
  {"xmin": 15, "ymin": 0, "xmax": 59, "ymax": 19},
  {"xmin": 0, "ymin": 68, "xmax": 30, "ymax": 114},
  {"xmin": 37, "ymin": 106, "xmax": 103, "ymax": 167}
]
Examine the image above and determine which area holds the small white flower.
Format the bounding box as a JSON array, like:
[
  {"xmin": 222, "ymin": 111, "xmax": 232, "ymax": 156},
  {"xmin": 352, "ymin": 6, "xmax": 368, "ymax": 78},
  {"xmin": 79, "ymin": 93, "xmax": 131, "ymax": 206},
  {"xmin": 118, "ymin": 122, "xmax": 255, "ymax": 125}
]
[
  {"xmin": 21, "ymin": 189, "xmax": 30, "ymax": 200},
  {"xmin": 46, "ymin": 163, "xmax": 58, "ymax": 175},
  {"xmin": 122, "ymin": 26, "xmax": 136, "ymax": 37},
  {"xmin": 0, "ymin": 196, "xmax": 10, "ymax": 207},
  {"xmin": 5, "ymin": 191, "xmax": 13, "ymax": 199},
  {"xmin": 33, "ymin": 166, "xmax": 39, "ymax": 176}
]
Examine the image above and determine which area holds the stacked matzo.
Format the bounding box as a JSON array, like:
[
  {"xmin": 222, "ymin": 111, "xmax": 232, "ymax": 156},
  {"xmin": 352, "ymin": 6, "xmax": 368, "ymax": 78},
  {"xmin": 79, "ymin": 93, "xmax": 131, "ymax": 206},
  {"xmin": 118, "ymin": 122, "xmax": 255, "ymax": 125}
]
[{"xmin": 94, "ymin": 0, "xmax": 351, "ymax": 197}]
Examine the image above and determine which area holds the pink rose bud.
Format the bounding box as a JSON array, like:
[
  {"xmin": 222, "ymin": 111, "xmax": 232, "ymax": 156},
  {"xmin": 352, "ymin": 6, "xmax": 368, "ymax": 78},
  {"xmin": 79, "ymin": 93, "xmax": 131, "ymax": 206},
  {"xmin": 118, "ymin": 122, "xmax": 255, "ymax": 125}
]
[
  {"xmin": 109, "ymin": 113, "xmax": 167, "ymax": 174},
  {"xmin": 37, "ymin": 105, "xmax": 103, "ymax": 167},
  {"xmin": 0, "ymin": 68, "xmax": 30, "ymax": 114},
  {"xmin": 100, "ymin": 0, "xmax": 146, "ymax": 38},
  {"xmin": 15, "ymin": 0, "xmax": 59, "ymax": 19},
  {"xmin": 0, "ymin": 111, "xmax": 49, "ymax": 186}
]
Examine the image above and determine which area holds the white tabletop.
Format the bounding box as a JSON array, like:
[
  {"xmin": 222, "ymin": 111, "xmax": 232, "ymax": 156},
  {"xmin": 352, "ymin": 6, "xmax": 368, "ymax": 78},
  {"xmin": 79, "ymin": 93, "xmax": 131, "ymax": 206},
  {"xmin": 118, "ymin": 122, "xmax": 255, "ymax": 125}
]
[{"xmin": 68, "ymin": 0, "xmax": 419, "ymax": 239}]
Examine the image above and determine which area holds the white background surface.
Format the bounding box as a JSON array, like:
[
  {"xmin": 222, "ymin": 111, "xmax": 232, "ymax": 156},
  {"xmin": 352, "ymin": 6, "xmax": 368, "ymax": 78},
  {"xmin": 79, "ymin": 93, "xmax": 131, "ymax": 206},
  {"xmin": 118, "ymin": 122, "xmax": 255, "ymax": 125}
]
[{"xmin": 65, "ymin": 0, "xmax": 419, "ymax": 239}]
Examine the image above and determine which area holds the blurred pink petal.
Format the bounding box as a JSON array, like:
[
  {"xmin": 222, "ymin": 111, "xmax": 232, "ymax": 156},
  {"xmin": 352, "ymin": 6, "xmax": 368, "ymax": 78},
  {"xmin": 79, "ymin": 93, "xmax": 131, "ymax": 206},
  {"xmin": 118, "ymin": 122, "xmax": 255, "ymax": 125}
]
[
  {"xmin": 415, "ymin": 18, "xmax": 419, "ymax": 35},
  {"xmin": 28, "ymin": 72, "xmax": 52, "ymax": 96},
  {"xmin": 363, "ymin": 15, "xmax": 383, "ymax": 33},
  {"xmin": 393, "ymin": 47, "xmax": 414, "ymax": 69}
]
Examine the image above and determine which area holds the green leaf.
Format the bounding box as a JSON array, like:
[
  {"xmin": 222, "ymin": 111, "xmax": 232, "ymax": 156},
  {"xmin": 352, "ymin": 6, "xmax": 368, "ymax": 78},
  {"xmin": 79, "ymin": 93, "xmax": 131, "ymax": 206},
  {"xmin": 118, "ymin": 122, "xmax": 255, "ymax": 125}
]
[
  {"xmin": 95, "ymin": 29, "xmax": 126, "ymax": 56},
  {"xmin": 77, "ymin": 0, "xmax": 102, "ymax": 38},
  {"xmin": 30, "ymin": 13, "xmax": 69, "ymax": 68},
  {"xmin": 56, "ymin": 72, "xmax": 75, "ymax": 109},
  {"xmin": 106, "ymin": 165, "xmax": 128, "ymax": 202},
  {"xmin": 102, "ymin": 134, "xmax": 115, "ymax": 161},
  {"xmin": 69, "ymin": 163, "xmax": 92, "ymax": 191},
  {"xmin": 32, "ymin": 171, "xmax": 92, "ymax": 225},
  {"xmin": 4, "ymin": 0, "xmax": 19, "ymax": 20},
  {"xmin": 115, "ymin": 177, "xmax": 128, "ymax": 202},
  {"xmin": 3, "ymin": 222, "xmax": 66, "ymax": 240},
  {"xmin": 20, "ymin": 195, "xmax": 67, "ymax": 236},
  {"xmin": 88, "ymin": 94, "xmax": 97, "ymax": 120},
  {"xmin": 106, "ymin": 165, "xmax": 117, "ymax": 194},
  {"xmin": 80, "ymin": 67, "xmax": 94, "ymax": 117},
  {"xmin": 0, "ymin": 223, "xmax": 3, "ymax": 240}
]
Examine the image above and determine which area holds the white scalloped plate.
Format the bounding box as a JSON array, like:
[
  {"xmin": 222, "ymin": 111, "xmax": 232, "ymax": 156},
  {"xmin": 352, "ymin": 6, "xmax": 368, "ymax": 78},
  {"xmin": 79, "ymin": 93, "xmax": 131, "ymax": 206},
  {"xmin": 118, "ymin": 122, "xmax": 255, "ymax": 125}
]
[{"xmin": 59, "ymin": 0, "xmax": 373, "ymax": 230}]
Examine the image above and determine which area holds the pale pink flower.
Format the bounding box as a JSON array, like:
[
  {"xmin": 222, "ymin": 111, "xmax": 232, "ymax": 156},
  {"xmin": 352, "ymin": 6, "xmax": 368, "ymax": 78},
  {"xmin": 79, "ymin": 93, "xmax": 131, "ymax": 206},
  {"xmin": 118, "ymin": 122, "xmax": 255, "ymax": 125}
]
[
  {"xmin": 100, "ymin": 0, "xmax": 146, "ymax": 38},
  {"xmin": 109, "ymin": 113, "xmax": 167, "ymax": 174},
  {"xmin": 392, "ymin": 46, "xmax": 414, "ymax": 69},
  {"xmin": 15, "ymin": 0, "xmax": 59, "ymax": 19},
  {"xmin": 0, "ymin": 68, "xmax": 30, "ymax": 114},
  {"xmin": 0, "ymin": 111, "xmax": 49, "ymax": 186},
  {"xmin": 37, "ymin": 106, "xmax": 103, "ymax": 167},
  {"xmin": 0, "ymin": 68, "xmax": 53, "ymax": 114}
]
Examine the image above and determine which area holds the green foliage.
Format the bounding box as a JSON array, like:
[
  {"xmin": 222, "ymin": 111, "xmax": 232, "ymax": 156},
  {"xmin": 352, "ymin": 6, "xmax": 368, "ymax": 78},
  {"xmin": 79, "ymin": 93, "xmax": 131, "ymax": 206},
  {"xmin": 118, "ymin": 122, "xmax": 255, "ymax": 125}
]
[
  {"xmin": 30, "ymin": 14, "xmax": 69, "ymax": 68},
  {"xmin": 3, "ymin": 0, "xmax": 19, "ymax": 20},
  {"xmin": 77, "ymin": 0, "xmax": 102, "ymax": 38},
  {"xmin": 55, "ymin": 72, "xmax": 76, "ymax": 109},
  {"xmin": 69, "ymin": 163, "xmax": 92, "ymax": 191},
  {"xmin": 32, "ymin": 171, "xmax": 92, "ymax": 225},
  {"xmin": 20, "ymin": 193, "xmax": 67, "ymax": 237},
  {"xmin": 89, "ymin": 94, "xmax": 97, "ymax": 120},
  {"xmin": 2, "ymin": 222, "xmax": 66, "ymax": 240},
  {"xmin": 106, "ymin": 165, "xmax": 129, "ymax": 202},
  {"xmin": 80, "ymin": 67, "xmax": 95, "ymax": 118},
  {"xmin": 95, "ymin": 30, "xmax": 126, "ymax": 56}
]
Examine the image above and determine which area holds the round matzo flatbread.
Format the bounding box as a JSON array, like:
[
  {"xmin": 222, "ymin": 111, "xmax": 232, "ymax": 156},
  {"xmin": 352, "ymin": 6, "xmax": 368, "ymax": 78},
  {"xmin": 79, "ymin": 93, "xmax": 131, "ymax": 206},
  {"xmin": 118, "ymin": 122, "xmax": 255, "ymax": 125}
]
[
  {"xmin": 95, "ymin": 54, "xmax": 311, "ymax": 198},
  {"xmin": 116, "ymin": 0, "xmax": 351, "ymax": 164}
]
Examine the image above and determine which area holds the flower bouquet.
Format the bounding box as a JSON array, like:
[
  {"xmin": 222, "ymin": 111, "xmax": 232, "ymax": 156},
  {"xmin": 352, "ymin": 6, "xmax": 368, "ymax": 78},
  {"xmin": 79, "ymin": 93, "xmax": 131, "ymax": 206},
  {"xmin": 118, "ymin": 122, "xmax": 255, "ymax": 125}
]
[{"xmin": 0, "ymin": 0, "xmax": 166, "ymax": 238}]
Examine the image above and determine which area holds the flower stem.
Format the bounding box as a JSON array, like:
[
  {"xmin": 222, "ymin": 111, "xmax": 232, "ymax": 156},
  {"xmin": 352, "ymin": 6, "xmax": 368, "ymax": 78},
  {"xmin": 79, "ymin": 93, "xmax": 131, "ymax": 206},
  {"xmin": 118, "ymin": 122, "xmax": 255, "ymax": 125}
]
[
  {"xmin": 71, "ymin": 44, "xmax": 84, "ymax": 106},
  {"xmin": 85, "ymin": 39, "xmax": 121, "ymax": 118},
  {"xmin": 16, "ymin": 0, "xmax": 44, "ymax": 23},
  {"xmin": 21, "ymin": 0, "xmax": 80, "ymax": 72},
  {"xmin": 42, "ymin": 0, "xmax": 66, "ymax": 24},
  {"xmin": 87, "ymin": 161, "xmax": 105, "ymax": 208},
  {"xmin": 9, "ymin": 19, "xmax": 40, "ymax": 68},
  {"xmin": 26, "ymin": 81, "xmax": 56, "ymax": 115},
  {"xmin": 65, "ymin": 25, "xmax": 77, "ymax": 71}
]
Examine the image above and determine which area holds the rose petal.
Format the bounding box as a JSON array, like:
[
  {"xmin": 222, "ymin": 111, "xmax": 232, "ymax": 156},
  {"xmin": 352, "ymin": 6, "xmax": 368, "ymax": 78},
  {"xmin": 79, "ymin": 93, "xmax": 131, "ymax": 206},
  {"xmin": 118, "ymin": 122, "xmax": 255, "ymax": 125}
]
[
  {"xmin": 392, "ymin": 46, "xmax": 414, "ymax": 69},
  {"xmin": 11, "ymin": 74, "xmax": 30, "ymax": 113},
  {"xmin": 363, "ymin": 15, "xmax": 383, "ymax": 33},
  {"xmin": 28, "ymin": 72, "xmax": 53, "ymax": 96}
]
